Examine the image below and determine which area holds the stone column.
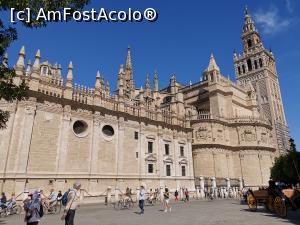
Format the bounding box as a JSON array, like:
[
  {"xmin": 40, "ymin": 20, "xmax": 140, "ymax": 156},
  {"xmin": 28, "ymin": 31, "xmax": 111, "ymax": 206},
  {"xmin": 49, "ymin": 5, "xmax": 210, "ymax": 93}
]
[
  {"xmin": 114, "ymin": 187, "xmax": 119, "ymax": 202},
  {"xmin": 196, "ymin": 187, "xmax": 200, "ymax": 199},
  {"xmin": 211, "ymin": 177, "xmax": 217, "ymax": 198},
  {"xmin": 226, "ymin": 178, "xmax": 231, "ymax": 189},
  {"xmin": 136, "ymin": 187, "xmax": 140, "ymax": 202},
  {"xmin": 160, "ymin": 186, "xmax": 164, "ymax": 202},
  {"xmin": 89, "ymin": 115, "xmax": 100, "ymax": 175},
  {"xmin": 117, "ymin": 117, "xmax": 125, "ymax": 176},
  {"xmin": 16, "ymin": 102, "xmax": 36, "ymax": 174},
  {"xmin": 107, "ymin": 186, "xmax": 112, "ymax": 203},
  {"xmin": 57, "ymin": 105, "xmax": 71, "ymax": 173},
  {"xmin": 239, "ymin": 177, "xmax": 244, "ymax": 190},
  {"xmin": 199, "ymin": 176, "xmax": 205, "ymax": 198}
]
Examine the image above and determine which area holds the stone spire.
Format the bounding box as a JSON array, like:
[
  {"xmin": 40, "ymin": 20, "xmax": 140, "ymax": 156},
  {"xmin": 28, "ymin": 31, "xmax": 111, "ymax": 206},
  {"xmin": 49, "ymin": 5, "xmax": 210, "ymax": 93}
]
[
  {"xmin": 66, "ymin": 61, "xmax": 73, "ymax": 88},
  {"xmin": 126, "ymin": 46, "xmax": 132, "ymax": 71},
  {"xmin": 145, "ymin": 74, "xmax": 151, "ymax": 96},
  {"xmin": 15, "ymin": 46, "xmax": 25, "ymax": 74},
  {"xmin": 95, "ymin": 70, "xmax": 101, "ymax": 91},
  {"xmin": 31, "ymin": 49, "xmax": 41, "ymax": 78},
  {"xmin": 153, "ymin": 71, "xmax": 158, "ymax": 92},
  {"xmin": 105, "ymin": 81, "xmax": 110, "ymax": 96},
  {"xmin": 207, "ymin": 54, "xmax": 220, "ymax": 72}
]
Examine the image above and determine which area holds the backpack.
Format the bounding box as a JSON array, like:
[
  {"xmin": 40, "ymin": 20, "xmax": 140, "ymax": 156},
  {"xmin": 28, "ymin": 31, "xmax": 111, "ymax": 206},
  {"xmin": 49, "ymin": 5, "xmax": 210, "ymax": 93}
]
[{"xmin": 61, "ymin": 190, "xmax": 70, "ymax": 206}]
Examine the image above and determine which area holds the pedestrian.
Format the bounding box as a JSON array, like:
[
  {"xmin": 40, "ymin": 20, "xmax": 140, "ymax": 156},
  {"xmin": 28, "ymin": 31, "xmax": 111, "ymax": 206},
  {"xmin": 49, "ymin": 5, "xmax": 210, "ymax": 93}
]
[
  {"xmin": 61, "ymin": 181, "xmax": 82, "ymax": 225},
  {"xmin": 24, "ymin": 190, "xmax": 43, "ymax": 225},
  {"xmin": 185, "ymin": 189, "xmax": 189, "ymax": 202},
  {"xmin": 163, "ymin": 188, "xmax": 171, "ymax": 212},
  {"xmin": 0, "ymin": 192, "xmax": 7, "ymax": 208},
  {"xmin": 138, "ymin": 185, "xmax": 145, "ymax": 214},
  {"xmin": 174, "ymin": 190, "xmax": 179, "ymax": 202}
]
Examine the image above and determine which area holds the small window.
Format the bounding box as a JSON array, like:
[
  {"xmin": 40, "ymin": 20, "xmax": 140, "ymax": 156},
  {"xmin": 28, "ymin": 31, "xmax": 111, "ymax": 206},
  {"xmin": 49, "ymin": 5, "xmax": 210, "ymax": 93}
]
[
  {"xmin": 181, "ymin": 166, "xmax": 186, "ymax": 176},
  {"xmin": 238, "ymin": 66, "xmax": 241, "ymax": 75},
  {"xmin": 134, "ymin": 131, "xmax": 138, "ymax": 140},
  {"xmin": 148, "ymin": 164, "xmax": 154, "ymax": 173},
  {"xmin": 165, "ymin": 144, "xmax": 169, "ymax": 155},
  {"xmin": 148, "ymin": 142, "xmax": 153, "ymax": 153},
  {"xmin": 102, "ymin": 125, "xmax": 114, "ymax": 137},
  {"xmin": 180, "ymin": 146, "xmax": 184, "ymax": 157},
  {"xmin": 166, "ymin": 165, "xmax": 171, "ymax": 176},
  {"xmin": 136, "ymin": 152, "xmax": 138, "ymax": 158}
]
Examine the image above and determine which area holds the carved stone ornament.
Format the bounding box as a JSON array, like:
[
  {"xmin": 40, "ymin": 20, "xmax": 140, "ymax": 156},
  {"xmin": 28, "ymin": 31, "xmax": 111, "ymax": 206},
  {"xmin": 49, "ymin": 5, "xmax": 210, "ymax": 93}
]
[{"xmin": 196, "ymin": 127, "xmax": 207, "ymax": 140}]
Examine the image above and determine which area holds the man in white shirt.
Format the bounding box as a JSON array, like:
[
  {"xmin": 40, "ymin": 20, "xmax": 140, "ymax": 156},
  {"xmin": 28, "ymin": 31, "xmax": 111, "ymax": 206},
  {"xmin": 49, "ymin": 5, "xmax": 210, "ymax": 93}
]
[
  {"xmin": 138, "ymin": 185, "xmax": 146, "ymax": 214},
  {"xmin": 61, "ymin": 181, "xmax": 81, "ymax": 225}
]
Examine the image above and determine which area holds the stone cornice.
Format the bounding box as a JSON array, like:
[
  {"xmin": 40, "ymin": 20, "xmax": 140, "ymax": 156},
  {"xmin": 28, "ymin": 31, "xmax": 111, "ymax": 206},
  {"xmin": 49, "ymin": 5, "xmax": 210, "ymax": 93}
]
[{"xmin": 192, "ymin": 143, "xmax": 276, "ymax": 152}]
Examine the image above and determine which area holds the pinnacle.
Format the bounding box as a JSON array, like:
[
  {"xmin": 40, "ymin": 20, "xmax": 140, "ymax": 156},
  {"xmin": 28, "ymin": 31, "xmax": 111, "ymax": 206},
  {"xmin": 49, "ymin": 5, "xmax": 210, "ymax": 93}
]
[{"xmin": 207, "ymin": 53, "xmax": 220, "ymax": 71}]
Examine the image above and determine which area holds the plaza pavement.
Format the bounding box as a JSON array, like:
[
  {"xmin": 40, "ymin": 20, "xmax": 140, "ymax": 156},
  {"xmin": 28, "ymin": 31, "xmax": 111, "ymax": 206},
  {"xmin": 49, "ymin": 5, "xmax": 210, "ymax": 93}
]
[{"xmin": 1, "ymin": 199, "xmax": 300, "ymax": 225}]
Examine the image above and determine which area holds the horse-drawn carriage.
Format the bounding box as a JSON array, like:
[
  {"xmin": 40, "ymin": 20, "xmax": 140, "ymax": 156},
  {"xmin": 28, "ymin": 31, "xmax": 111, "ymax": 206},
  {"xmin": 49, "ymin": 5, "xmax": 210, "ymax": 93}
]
[{"xmin": 247, "ymin": 186, "xmax": 300, "ymax": 218}]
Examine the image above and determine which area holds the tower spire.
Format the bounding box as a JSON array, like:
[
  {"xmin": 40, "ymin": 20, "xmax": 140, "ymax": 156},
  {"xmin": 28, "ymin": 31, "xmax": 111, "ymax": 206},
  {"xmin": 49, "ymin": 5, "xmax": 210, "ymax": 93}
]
[
  {"xmin": 66, "ymin": 61, "xmax": 73, "ymax": 88},
  {"xmin": 126, "ymin": 46, "xmax": 132, "ymax": 70},
  {"xmin": 154, "ymin": 71, "xmax": 158, "ymax": 92}
]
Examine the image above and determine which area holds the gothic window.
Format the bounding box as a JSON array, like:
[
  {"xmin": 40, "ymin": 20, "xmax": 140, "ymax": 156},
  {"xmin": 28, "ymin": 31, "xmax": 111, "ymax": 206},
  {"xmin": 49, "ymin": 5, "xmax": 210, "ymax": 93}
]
[
  {"xmin": 102, "ymin": 125, "xmax": 114, "ymax": 137},
  {"xmin": 247, "ymin": 39, "xmax": 252, "ymax": 48},
  {"xmin": 165, "ymin": 144, "xmax": 170, "ymax": 155},
  {"xmin": 247, "ymin": 59, "xmax": 252, "ymax": 71},
  {"xmin": 180, "ymin": 146, "xmax": 184, "ymax": 157},
  {"xmin": 259, "ymin": 58, "xmax": 263, "ymax": 67},
  {"xmin": 238, "ymin": 66, "xmax": 241, "ymax": 75},
  {"xmin": 148, "ymin": 141, "xmax": 153, "ymax": 153},
  {"xmin": 254, "ymin": 60, "xmax": 258, "ymax": 69},
  {"xmin": 181, "ymin": 166, "xmax": 186, "ymax": 176},
  {"xmin": 148, "ymin": 164, "xmax": 154, "ymax": 173},
  {"xmin": 242, "ymin": 65, "xmax": 246, "ymax": 73},
  {"xmin": 166, "ymin": 164, "xmax": 171, "ymax": 176}
]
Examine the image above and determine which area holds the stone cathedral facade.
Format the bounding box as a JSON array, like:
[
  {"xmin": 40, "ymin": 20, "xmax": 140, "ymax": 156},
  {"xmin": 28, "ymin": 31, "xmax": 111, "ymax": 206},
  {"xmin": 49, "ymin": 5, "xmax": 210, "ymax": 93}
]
[{"xmin": 0, "ymin": 10, "xmax": 289, "ymax": 197}]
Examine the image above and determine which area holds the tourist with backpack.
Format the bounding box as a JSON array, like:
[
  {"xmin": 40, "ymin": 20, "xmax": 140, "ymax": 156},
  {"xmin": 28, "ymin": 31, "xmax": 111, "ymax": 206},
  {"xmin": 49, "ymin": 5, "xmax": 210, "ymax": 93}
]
[
  {"xmin": 24, "ymin": 190, "xmax": 43, "ymax": 225},
  {"xmin": 61, "ymin": 181, "xmax": 82, "ymax": 225}
]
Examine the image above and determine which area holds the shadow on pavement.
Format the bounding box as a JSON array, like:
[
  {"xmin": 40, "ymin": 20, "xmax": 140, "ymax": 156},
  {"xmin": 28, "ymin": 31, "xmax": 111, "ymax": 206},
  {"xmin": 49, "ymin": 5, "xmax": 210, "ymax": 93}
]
[{"xmin": 240, "ymin": 205, "xmax": 300, "ymax": 225}]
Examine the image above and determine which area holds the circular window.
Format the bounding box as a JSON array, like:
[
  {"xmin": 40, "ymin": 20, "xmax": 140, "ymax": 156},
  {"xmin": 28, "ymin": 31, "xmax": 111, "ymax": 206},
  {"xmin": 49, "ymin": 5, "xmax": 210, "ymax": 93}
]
[
  {"xmin": 102, "ymin": 125, "xmax": 114, "ymax": 137},
  {"xmin": 73, "ymin": 120, "xmax": 88, "ymax": 136}
]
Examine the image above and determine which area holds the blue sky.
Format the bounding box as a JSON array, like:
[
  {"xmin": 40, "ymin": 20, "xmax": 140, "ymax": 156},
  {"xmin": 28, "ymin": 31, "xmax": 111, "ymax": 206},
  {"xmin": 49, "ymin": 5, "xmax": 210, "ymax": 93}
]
[{"xmin": 1, "ymin": 0, "xmax": 300, "ymax": 148}]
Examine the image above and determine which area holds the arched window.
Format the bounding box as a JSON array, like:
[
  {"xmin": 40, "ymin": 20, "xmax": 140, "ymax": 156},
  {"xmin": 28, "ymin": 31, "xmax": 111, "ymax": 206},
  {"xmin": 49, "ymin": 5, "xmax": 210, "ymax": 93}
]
[
  {"xmin": 242, "ymin": 65, "xmax": 246, "ymax": 74},
  {"xmin": 254, "ymin": 60, "xmax": 258, "ymax": 69},
  {"xmin": 247, "ymin": 39, "xmax": 252, "ymax": 48},
  {"xmin": 247, "ymin": 59, "xmax": 252, "ymax": 71},
  {"xmin": 238, "ymin": 66, "xmax": 241, "ymax": 75},
  {"xmin": 259, "ymin": 58, "xmax": 263, "ymax": 67}
]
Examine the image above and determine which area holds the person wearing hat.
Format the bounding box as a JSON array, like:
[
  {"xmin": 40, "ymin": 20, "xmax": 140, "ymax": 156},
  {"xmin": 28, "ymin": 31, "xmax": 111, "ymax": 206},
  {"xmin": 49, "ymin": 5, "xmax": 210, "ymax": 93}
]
[{"xmin": 61, "ymin": 181, "xmax": 82, "ymax": 225}]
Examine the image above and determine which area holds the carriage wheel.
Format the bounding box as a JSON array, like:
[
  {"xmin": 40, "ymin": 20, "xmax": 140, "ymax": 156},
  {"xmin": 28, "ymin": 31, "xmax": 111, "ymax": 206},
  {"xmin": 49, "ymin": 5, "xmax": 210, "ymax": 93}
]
[
  {"xmin": 266, "ymin": 196, "xmax": 274, "ymax": 212},
  {"xmin": 274, "ymin": 196, "xmax": 287, "ymax": 218},
  {"xmin": 247, "ymin": 193, "xmax": 257, "ymax": 211}
]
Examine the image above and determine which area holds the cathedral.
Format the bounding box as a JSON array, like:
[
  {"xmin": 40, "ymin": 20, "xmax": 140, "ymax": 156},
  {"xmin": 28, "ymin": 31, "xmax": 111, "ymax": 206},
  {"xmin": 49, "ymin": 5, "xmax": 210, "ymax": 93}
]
[{"xmin": 0, "ymin": 9, "xmax": 289, "ymax": 198}]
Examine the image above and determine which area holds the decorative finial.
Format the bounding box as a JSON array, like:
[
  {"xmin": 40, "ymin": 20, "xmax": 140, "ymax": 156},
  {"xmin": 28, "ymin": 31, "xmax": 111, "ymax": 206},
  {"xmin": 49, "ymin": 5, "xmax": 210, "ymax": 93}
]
[{"xmin": 245, "ymin": 5, "xmax": 249, "ymax": 15}]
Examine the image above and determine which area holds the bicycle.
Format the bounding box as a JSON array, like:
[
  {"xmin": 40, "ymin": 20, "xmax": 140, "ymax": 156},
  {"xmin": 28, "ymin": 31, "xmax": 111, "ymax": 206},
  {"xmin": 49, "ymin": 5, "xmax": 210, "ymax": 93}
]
[
  {"xmin": 0, "ymin": 203, "xmax": 22, "ymax": 217},
  {"xmin": 42, "ymin": 200, "xmax": 61, "ymax": 214},
  {"xmin": 114, "ymin": 197, "xmax": 133, "ymax": 210}
]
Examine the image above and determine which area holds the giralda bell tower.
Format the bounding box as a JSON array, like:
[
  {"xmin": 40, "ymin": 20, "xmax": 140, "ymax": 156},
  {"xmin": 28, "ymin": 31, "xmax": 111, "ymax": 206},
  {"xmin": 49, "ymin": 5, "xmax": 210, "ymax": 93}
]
[{"xmin": 233, "ymin": 7, "xmax": 290, "ymax": 155}]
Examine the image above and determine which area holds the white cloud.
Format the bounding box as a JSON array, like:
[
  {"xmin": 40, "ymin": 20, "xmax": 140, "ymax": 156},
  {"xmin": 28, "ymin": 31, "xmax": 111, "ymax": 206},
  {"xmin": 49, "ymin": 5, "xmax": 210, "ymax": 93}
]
[{"xmin": 254, "ymin": 7, "xmax": 290, "ymax": 35}]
